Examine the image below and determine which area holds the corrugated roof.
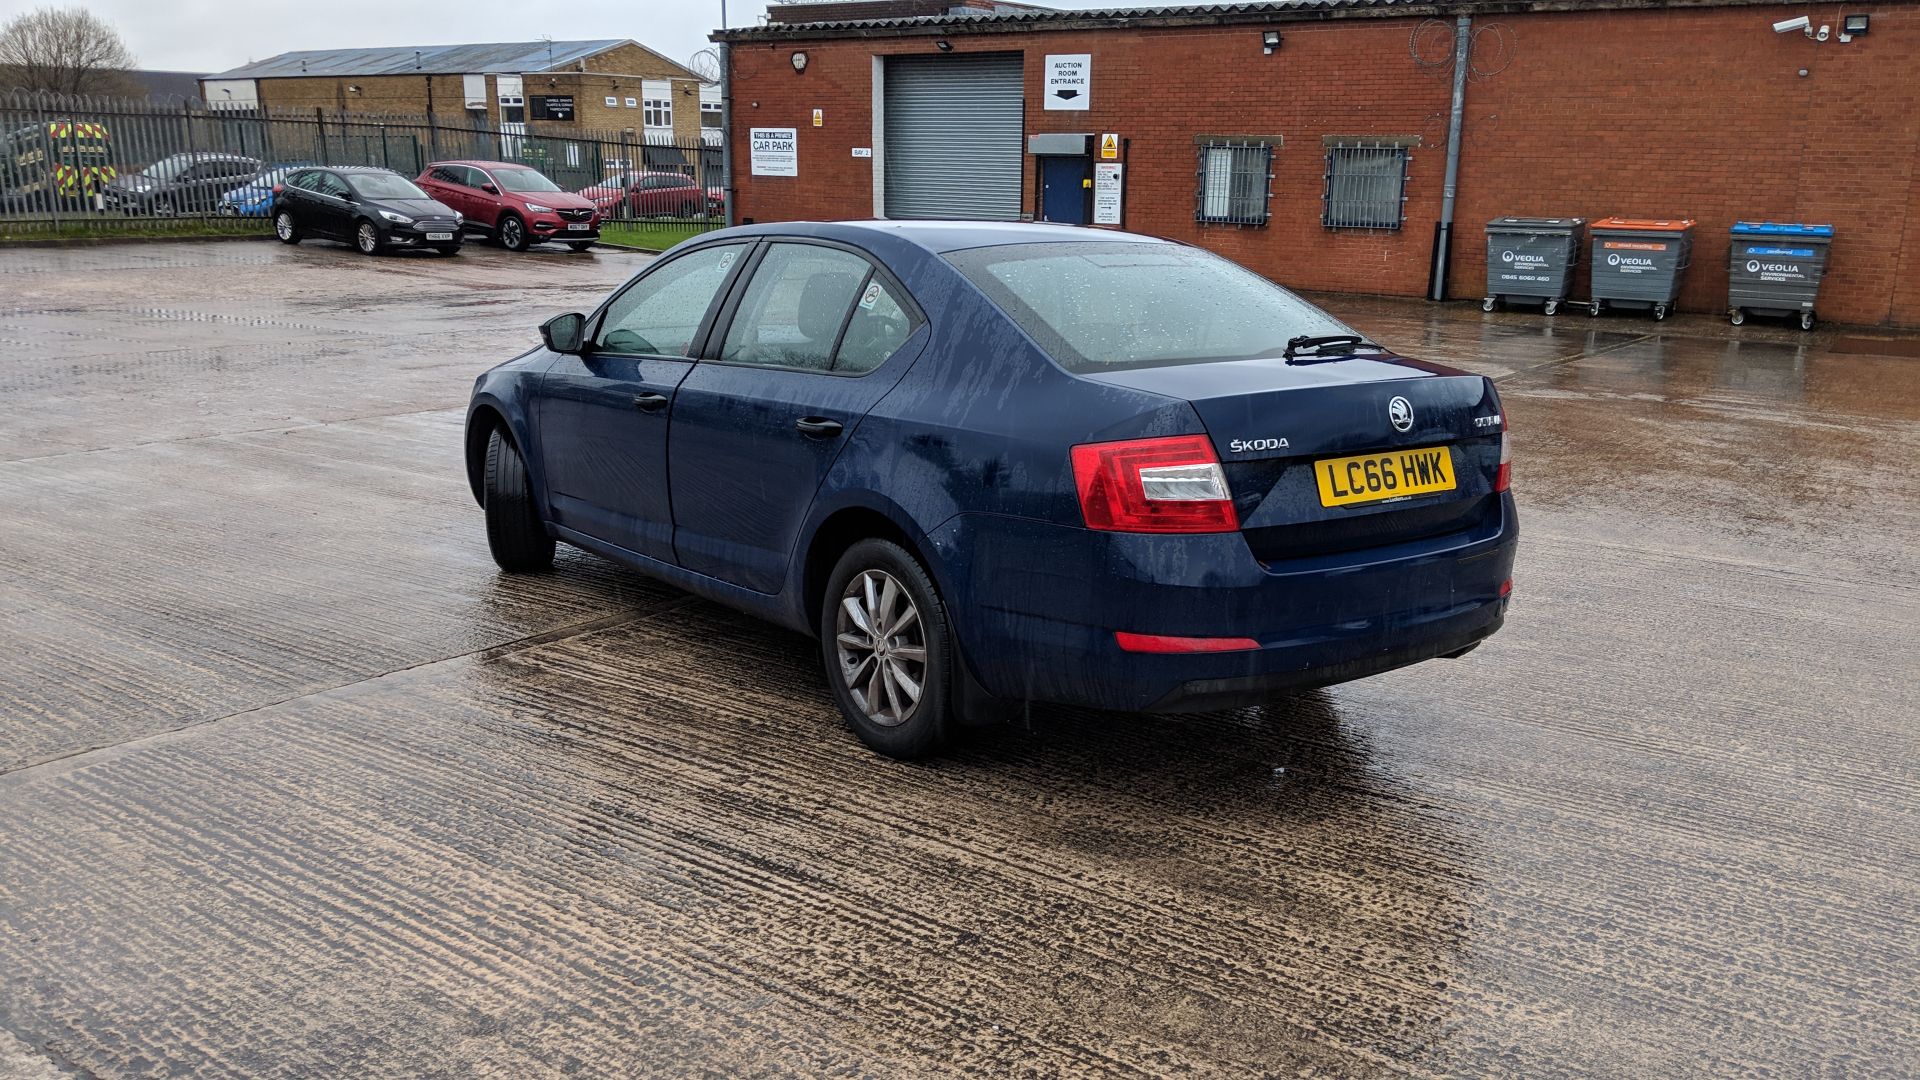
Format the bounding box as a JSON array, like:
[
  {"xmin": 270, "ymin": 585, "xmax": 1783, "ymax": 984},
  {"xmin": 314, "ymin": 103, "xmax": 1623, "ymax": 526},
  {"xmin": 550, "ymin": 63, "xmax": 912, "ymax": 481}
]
[
  {"xmin": 726, "ymin": 0, "xmax": 1426, "ymax": 35},
  {"xmin": 208, "ymin": 40, "xmax": 629, "ymax": 80},
  {"xmin": 717, "ymin": 0, "xmax": 1818, "ymax": 39}
]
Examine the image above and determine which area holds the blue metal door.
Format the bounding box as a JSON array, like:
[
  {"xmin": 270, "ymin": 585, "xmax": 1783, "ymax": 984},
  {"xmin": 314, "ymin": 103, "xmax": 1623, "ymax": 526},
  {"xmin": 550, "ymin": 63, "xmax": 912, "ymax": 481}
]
[{"xmin": 1040, "ymin": 156, "xmax": 1090, "ymax": 225}]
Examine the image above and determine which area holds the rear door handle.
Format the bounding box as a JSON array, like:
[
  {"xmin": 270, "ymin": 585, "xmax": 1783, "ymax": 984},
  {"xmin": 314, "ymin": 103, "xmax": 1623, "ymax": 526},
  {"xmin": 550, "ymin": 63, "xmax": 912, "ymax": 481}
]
[
  {"xmin": 632, "ymin": 392, "xmax": 669, "ymax": 413},
  {"xmin": 795, "ymin": 416, "xmax": 844, "ymax": 439}
]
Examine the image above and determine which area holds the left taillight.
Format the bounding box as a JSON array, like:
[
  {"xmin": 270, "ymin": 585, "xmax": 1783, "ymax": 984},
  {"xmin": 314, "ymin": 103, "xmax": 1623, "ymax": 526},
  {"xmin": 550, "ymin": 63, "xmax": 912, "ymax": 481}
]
[
  {"xmin": 271, "ymin": 183, "xmax": 283, "ymax": 195},
  {"xmin": 1071, "ymin": 434, "xmax": 1238, "ymax": 533},
  {"xmin": 1494, "ymin": 419, "xmax": 1511, "ymax": 493}
]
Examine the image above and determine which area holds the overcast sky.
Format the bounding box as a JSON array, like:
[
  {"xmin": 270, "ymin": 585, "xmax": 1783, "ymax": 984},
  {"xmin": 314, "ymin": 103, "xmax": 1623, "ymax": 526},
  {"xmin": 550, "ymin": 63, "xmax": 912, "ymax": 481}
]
[{"xmin": 58, "ymin": 0, "xmax": 1117, "ymax": 76}]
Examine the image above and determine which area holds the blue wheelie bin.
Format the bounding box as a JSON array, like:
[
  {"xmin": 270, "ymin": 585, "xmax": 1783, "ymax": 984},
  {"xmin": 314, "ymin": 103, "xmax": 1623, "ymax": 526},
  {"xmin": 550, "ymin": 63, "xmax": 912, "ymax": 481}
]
[{"xmin": 1728, "ymin": 222, "xmax": 1834, "ymax": 331}]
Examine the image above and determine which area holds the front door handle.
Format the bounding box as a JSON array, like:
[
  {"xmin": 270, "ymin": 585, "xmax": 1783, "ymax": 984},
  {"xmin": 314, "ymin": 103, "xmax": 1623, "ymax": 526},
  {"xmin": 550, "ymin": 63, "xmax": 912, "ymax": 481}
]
[
  {"xmin": 632, "ymin": 392, "xmax": 669, "ymax": 413},
  {"xmin": 795, "ymin": 416, "xmax": 844, "ymax": 439}
]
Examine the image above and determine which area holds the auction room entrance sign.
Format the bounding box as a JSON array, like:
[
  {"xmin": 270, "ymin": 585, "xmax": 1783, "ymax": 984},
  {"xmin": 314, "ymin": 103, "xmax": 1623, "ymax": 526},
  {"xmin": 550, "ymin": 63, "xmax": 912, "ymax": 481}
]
[{"xmin": 750, "ymin": 128, "xmax": 799, "ymax": 176}]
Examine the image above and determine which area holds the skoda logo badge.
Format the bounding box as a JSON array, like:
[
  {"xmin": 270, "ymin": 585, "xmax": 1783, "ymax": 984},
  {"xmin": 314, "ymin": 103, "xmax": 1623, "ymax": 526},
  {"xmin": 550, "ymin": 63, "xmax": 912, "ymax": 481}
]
[{"xmin": 1388, "ymin": 396, "xmax": 1414, "ymax": 432}]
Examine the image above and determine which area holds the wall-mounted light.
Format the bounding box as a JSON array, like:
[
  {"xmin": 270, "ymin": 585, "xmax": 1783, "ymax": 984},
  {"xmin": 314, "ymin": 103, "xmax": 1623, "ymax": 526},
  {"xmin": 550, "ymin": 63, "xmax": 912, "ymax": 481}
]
[
  {"xmin": 1262, "ymin": 30, "xmax": 1282, "ymax": 54},
  {"xmin": 1843, "ymin": 13, "xmax": 1870, "ymax": 35},
  {"xmin": 936, "ymin": 40, "xmax": 954, "ymax": 52},
  {"xmin": 346, "ymin": 84, "xmax": 362, "ymax": 93},
  {"xmin": 791, "ymin": 51, "xmax": 808, "ymax": 73}
]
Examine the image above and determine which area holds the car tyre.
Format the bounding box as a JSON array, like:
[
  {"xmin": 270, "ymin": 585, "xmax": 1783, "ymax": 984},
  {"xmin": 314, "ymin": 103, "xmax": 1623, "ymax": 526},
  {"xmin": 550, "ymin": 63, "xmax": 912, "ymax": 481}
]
[
  {"xmin": 482, "ymin": 428, "xmax": 554, "ymax": 573},
  {"xmin": 274, "ymin": 210, "xmax": 301, "ymax": 244},
  {"xmin": 820, "ymin": 539, "xmax": 953, "ymax": 760},
  {"xmin": 355, "ymin": 220, "xmax": 382, "ymax": 256},
  {"xmin": 499, "ymin": 213, "xmax": 530, "ymax": 252}
]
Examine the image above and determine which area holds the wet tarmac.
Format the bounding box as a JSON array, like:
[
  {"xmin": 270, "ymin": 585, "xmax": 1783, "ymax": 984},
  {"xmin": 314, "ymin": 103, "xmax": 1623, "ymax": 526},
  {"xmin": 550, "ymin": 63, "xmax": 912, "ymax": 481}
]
[{"xmin": 1, "ymin": 241, "xmax": 1915, "ymax": 1078}]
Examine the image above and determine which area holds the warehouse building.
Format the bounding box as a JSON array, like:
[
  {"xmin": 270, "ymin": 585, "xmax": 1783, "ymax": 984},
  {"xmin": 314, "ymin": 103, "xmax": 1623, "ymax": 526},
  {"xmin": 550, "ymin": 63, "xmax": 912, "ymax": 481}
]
[
  {"xmin": 719, "ymin": 0, "xmax": 1920, "ymax": 327},
  {"xmin": 201, "ymin": 40, "xmax": 712, "ymax": 144}
]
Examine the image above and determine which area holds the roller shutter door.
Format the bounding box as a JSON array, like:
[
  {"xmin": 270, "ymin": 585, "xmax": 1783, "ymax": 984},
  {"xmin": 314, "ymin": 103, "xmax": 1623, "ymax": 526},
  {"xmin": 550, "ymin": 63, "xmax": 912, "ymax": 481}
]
[{"xmin": 883, "ymin": 53, "xmax": 1024, "ymax": 220}]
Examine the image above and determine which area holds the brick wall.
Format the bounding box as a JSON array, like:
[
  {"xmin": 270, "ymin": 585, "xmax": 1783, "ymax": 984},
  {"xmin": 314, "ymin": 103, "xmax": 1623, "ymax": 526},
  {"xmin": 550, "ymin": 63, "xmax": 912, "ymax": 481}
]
[{"xmin": 727, "ymin": 2, "xmax": 1920, "ymax": 327}]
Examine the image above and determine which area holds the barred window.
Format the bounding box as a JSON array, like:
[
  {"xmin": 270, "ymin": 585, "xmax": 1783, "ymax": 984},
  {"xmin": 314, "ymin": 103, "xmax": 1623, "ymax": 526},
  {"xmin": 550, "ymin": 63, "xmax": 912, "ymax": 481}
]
[
  {"xmin": 1323, "ymin": 143, "xmax": 1410, "ymax": 230},
  {"xmin": 1195, "ymin": 142, "xmax": 1272, "ymax": 226}
]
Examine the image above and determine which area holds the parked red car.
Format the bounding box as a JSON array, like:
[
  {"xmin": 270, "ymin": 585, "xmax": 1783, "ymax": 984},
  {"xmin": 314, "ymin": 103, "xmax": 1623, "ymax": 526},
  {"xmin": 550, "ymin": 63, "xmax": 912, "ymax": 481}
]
[
  {"xmin": 576, "ymin": 171, "xmax": 710, "ymax": 219},
  {"xmin": 416, "ymin": 160, "xmax": 600, "ymax": 252}
]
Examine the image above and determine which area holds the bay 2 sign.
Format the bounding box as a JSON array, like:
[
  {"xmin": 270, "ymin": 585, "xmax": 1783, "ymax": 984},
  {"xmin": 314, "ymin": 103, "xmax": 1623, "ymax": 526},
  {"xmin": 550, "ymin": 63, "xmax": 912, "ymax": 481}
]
[{"xmin": 751, "ymin": 128, "xmax": 799, "ymax": 177}]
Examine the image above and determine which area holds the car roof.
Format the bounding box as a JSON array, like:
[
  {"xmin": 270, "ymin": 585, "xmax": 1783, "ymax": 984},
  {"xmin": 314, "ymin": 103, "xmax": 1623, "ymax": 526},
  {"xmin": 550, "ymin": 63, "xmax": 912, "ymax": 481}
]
[
  {"xmin": 429, "ymin": 160, "xmax": 534, "ymax": 171},
  {"xmin": 317, "ymin": 165, "xmax": 406, "ymax": 174},
  {"xmin": 705, "ymin": 219, "xmax": 1169, "ymax": 255}
]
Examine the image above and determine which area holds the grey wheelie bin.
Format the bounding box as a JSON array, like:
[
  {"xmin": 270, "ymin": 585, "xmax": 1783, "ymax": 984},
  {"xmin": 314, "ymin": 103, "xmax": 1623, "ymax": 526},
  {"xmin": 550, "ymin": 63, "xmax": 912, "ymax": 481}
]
[
  {"xmin": 1483, "ymin": 216, "xmax": 1584, "ymax": 315},
  {"xmin": 1727, "ymin": 221, "xmax": 1833, "ymax": 330},
  {"xmin": 1588, "ymin": 217, "xmax": 1694, "ymax": 321}
]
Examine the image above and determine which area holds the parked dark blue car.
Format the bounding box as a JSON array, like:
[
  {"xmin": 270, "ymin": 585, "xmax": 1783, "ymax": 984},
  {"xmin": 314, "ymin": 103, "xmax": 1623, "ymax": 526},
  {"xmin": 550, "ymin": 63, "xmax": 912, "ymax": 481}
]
[{"xmin": 466, "ymin": 221, "xmax": 1516, "ymax": 758}]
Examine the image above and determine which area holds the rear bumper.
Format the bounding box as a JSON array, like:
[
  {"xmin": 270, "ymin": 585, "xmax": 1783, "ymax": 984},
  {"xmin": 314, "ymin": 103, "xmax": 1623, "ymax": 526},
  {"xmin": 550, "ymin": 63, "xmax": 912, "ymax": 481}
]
[{"xmin": 927, "ymin": 494, "xmax": 1518, "ymax": 713}]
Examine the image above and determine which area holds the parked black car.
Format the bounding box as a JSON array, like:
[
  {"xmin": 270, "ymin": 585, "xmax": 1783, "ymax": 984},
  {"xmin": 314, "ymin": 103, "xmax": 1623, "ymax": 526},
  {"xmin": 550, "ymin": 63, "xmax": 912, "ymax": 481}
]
[
  {"xmin": 271, "ymin": 166, "xmax": 463, "ymax": 256},
  {"xmin": 102, "ymin": 152, "xmax": 260, "ymax": 215}
]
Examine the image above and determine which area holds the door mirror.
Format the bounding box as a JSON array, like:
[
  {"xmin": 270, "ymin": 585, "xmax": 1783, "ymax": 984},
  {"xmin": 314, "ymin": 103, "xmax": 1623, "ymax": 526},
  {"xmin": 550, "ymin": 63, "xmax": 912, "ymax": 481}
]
[
  {"xmin": 481, "ymin": 183, "xmax": 499, "ymax": 195},
  {"xmin": 541, "ymin": 312, "xmax": 587, "ymax": 354}
]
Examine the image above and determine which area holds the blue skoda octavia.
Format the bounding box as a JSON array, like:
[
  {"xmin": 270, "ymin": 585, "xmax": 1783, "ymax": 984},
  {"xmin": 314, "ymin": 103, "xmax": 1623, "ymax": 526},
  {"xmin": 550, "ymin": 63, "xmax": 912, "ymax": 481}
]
[{"xmin": 466, "ymin": 221, "xmax": 1516, "ymax": 758}]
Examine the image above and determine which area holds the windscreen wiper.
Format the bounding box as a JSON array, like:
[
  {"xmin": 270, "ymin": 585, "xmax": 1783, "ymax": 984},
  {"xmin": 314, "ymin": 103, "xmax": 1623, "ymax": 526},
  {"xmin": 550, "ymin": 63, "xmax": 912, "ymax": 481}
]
[{"xmin": 1283, "ymin": 334, "xmax": 1384, "ymax": 365}]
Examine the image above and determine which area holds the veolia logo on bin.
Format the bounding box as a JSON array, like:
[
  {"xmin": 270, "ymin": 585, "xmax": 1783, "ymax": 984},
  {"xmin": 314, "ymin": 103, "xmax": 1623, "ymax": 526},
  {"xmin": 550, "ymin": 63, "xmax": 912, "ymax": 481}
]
[{"xmin": 1501, "ymin": 249, "xmax": 1547, "ymax": 266}]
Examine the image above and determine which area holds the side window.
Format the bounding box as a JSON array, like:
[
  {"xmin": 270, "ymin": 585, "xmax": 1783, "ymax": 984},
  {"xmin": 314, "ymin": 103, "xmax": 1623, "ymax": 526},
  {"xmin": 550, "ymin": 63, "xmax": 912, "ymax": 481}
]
[
  {"xmin": 315, "ymin": 173, "xmax": 350, "ymax": 199},
  {"xmin": 719, "ymin": 244, "xmax": 871, "ymax": 372},
  {"xmin": 472, "ymin": 169, "xmax": 495, "ymax": 190},
  {"xmin": 834, "ymin": 277, "xmax": 918, "ymax": 374},
  {"xmin": 593, "ymin": 243, "xmax": 743, "ymax": 356},
  {"xmin": 429, "ymin": 166, "xmax": 458, "ymax": 185}
]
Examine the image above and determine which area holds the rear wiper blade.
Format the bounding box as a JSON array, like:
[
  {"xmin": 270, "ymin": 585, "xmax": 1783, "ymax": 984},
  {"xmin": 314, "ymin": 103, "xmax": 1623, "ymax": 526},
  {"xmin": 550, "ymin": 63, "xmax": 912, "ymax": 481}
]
[{"xmin": 1283, "ymin": 334, "xmax": 1384, "ymax": 364}]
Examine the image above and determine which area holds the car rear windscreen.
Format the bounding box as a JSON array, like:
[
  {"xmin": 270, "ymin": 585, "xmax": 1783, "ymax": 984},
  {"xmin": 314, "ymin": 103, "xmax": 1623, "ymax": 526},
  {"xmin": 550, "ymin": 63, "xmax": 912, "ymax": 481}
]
[{"xmin": 945, "ymin": 241, "xmax": 1356, "ymax": 372}]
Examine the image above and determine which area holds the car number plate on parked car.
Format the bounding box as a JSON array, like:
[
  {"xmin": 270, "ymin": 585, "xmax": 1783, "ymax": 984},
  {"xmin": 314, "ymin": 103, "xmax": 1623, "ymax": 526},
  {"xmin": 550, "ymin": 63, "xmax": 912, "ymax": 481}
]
[
  {"xmin": 425, "ymin": 232, "xmax": 453, "ymax": 241},
  {"xmin": 566, "ymin": 223, "xmax": 589, "ymax": 231},
  {"xmin": 1315, "ymin": 446, "xmax": 1456, "ymax": 507}
]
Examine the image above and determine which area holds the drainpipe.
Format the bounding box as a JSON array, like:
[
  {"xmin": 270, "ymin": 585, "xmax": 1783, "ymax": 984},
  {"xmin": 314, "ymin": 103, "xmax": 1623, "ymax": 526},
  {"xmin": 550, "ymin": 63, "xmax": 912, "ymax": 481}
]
[
  {"xmin": 1428, "ymin": 13, "xmax": 1471, "ymax": 301},
  {"xmin": 719, "ymin": 0, "xmax": 735, "ymax": 227}
]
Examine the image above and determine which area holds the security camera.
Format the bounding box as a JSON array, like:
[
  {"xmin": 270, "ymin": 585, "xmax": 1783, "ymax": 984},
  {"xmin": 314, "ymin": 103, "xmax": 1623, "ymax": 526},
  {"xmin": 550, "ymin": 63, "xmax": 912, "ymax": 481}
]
[
  {"xmin": 1773, "ymin": 15, "xmax": 1811, "ymax": 34},
  {"xmin": 1816, "ymin": 23, "xmax": 1830, "ymax": 41}
]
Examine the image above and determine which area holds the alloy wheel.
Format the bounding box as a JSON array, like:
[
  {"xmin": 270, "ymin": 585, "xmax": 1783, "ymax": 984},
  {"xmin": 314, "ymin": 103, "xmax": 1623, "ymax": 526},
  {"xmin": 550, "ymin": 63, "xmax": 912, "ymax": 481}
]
[
  {"xmin": 274, "ymin": 214, "xmax": 293, "ymax": 240},
  {"xmin": 358, "ymin": 223, "xmax": 377, "ymax": 253},
  {"xmin": 834, "ymin": 569, "xmax": 927, "ymax": 728},
  {"xmin": 502, "ymin": 218, "xmax": 524, "ymax": 248}
]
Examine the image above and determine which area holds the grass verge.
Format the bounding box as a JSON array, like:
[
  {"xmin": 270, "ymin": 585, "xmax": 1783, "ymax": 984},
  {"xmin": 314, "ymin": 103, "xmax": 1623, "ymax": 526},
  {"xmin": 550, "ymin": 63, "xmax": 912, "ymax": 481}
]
[
  {"xmin": 596, "ymin": 220, "xmax": 718, "ymax": 252},
  {"xmin": 0, "ymin": 217, "xmax": 269, "ymax": 243}
]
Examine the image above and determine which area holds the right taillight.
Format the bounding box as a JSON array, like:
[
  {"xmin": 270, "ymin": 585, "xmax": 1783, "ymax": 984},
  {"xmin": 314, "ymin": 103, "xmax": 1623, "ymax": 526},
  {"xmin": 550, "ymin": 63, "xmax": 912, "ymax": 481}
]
[
  {"xmin": 1071, "ymin": 434, "xmax": 1238, "ymax": 533},
  {"xmin": 1494, "ymin": 419, "xmax": 1511, "ymax": 493}
]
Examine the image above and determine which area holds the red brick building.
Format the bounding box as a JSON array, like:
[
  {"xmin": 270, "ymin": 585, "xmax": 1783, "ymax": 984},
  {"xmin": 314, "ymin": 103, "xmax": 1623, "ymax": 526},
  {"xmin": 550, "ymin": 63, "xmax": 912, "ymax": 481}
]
[{"xmin": 719, "ymin": 0, "xmax": 1920, "ymax": 328}]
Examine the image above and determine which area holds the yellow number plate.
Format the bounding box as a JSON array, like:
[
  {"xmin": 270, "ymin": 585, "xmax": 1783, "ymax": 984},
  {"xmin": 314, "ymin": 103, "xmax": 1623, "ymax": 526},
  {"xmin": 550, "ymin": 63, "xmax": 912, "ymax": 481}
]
[{"xmin": 1315, "ymin": 446, "xmax": 1456, "ymax": 507}]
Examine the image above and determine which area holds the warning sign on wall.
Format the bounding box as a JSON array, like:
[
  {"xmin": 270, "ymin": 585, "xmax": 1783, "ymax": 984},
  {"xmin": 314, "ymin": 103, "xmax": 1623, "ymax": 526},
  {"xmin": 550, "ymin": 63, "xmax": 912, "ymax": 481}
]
[
  {"xmin": 1093, "ymin": 162, "xmax": 1122, "ymax": 225},
  {"xmin": 1099, "ymin": 133, "xmax": 1119, "ymax": 160}
]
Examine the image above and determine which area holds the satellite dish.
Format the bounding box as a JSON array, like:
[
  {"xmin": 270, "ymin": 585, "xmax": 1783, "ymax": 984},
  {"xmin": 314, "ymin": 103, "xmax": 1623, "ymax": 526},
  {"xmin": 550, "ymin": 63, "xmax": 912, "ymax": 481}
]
[{"xmin": 689, "ymin": 48, "xmax": 722, "ymax": 85}]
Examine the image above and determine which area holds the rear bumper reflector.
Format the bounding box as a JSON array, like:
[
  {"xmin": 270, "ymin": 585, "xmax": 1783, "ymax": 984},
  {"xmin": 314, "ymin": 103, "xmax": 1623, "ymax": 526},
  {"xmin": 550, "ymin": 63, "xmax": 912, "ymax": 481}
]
[{"xmin": 1115, "ymin": 631, "xmax": 1263, "ymax": 654}]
